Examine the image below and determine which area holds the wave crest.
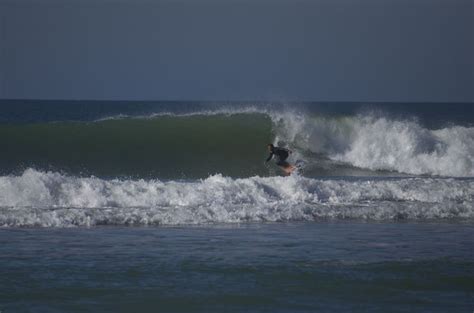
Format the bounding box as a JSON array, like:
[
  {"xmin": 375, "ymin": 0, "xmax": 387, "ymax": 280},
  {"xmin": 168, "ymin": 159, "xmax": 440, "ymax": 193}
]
[{"xmin": 270, "ymin": 112, "xmax": 474, "ymax": 177}]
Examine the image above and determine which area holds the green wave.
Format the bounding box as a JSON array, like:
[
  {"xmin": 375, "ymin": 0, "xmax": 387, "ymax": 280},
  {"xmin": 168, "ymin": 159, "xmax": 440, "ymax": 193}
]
[{"xmin": 1, "ymin": 113, "xmax": 274, "ymax": 178}]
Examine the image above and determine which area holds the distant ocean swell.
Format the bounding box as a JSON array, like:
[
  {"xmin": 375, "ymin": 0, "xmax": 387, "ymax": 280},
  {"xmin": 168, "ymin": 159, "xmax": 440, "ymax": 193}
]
[
  {"xmin": 1, "ymin": 109, "xmax": 473, "ymax": 178},
  {"xmin": 0, "ymin": 169, "xmax": 473, "ymax": 227}
]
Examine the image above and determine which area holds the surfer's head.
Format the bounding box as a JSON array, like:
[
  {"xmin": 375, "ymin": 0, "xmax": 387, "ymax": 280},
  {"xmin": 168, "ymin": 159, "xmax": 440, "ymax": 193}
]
[{"xmin": 267, "ymin": 143, "xmax": 274, "ymax": 152}]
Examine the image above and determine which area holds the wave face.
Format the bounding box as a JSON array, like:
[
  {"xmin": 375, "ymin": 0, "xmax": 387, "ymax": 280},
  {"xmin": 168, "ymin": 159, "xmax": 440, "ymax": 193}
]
[
  {"xmin": 0, "ymin": 113, "xmax": 273, "ymax": 178},
  {"xmin": 0, "ymin": 169, "xmax": 473, "ymax": 227},
  {"xmin": 1, "ymin": 101, "xmax": 473, "ymax": 178}
]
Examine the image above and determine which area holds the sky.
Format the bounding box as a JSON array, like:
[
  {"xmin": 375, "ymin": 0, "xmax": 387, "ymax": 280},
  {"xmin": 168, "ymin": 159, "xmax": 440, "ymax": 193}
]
[{"xmin": 0, "ymin": 0, "xmax": 472, "ymax": 102}]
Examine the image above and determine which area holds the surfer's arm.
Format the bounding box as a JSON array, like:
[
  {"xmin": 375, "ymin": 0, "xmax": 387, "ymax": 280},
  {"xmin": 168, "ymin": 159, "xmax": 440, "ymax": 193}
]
[{"xmin": 265, "ymin": 153, "xmax": 273, "ymax": 163}]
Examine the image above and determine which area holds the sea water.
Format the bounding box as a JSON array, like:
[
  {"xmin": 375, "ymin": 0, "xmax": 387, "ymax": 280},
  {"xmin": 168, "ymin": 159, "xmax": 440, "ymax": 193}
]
[
  {"xmin": 0, "ymin": 100, "xmax": 473, "ymax": 312},
  {"xmin": 1, "ymin": 223, "xmax": 473, "ymax": 312}
]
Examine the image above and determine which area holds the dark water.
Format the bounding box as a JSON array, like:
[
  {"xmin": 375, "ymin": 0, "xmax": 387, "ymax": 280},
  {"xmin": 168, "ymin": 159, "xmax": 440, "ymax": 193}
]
[
  {"xmin": 1, "ymin": 101, "xmax": 473, "ymax": 312},
  {"xmin": 0, "ymin": 114, "xmax": 272, "ymax": 178},
  {"xmin": 1, "ymin": 222, "xmax": 473, "ymax": 313}
]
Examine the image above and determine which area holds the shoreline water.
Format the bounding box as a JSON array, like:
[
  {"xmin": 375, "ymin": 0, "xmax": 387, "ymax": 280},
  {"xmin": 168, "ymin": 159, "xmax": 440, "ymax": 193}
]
[{"xmin": 1, "ymin": 221, "xmax": 473, "ymax": 312}]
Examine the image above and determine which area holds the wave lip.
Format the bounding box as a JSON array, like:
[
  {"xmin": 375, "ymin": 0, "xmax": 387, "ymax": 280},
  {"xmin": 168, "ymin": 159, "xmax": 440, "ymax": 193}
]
[
  {"xmin": 334, "ymin": 117, "xmax": 474, "ymax": 177},
  {"xmin": 271, "ymin": 112, "xmax": 474, "ymax": 177},
  {"xmin": 1, "ymin": 169, "xmax": 473, "ymax": 227}
]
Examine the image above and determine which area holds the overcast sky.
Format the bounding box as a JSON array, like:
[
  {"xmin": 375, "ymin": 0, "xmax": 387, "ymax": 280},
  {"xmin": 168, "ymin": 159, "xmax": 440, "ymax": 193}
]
[{"xmin": 0, "ymin": 0, "xmax": 472, "ymax": 101}]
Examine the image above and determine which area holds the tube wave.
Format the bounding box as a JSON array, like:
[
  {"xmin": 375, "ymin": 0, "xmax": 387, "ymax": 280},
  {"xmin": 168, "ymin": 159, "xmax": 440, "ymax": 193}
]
[{"xmin": 1, "ymin": 109, "xmax": 473, "ymax": 178}]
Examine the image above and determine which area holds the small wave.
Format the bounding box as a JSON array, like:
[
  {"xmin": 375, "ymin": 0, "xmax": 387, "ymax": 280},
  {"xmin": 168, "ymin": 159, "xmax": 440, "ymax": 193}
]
[
  {"xmin": 0, "ymin": 169, "xmax": 472, "ymax": 227},
  {"xmin": 92, "ymin": 106, "xmax": 266, "ymax": 122}
]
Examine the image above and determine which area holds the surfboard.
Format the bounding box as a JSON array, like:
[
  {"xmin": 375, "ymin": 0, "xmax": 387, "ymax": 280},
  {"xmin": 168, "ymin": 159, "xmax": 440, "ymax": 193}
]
[
  {"xmin": 282, "ymin": 164, "xmax": 297, "ymax": 175},
  {"xmin": 281, "ymin": 160, "xmax": 305, "ymax": 175}
]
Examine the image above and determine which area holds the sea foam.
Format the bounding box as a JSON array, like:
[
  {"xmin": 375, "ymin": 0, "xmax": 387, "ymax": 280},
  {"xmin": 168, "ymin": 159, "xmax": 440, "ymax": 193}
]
[
  {"xmin": 0, "ymin": 169, "xmax": 472, "ymax": 227},
  {"xmin": 270, "ymin": 112, "xmax": 474, "ymax": 177}
]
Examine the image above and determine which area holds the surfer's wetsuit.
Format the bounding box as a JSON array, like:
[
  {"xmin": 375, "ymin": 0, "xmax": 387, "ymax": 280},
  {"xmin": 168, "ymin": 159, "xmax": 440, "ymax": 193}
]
[{"xmin": 266, "ymin": 146, "xmax": 291, "ymax": 167}]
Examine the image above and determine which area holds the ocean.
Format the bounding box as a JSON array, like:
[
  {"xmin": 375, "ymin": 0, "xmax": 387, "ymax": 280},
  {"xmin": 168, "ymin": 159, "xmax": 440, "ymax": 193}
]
[{"xmin": 0, "ymin": 100, "xmax": 473, "ymax": 312}]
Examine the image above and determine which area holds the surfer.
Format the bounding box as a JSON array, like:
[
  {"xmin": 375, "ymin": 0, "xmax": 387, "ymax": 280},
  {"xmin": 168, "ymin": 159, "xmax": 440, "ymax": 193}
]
[{"xmin": 265, "ymin": 144, "xmax": 296, "ymax": 174}]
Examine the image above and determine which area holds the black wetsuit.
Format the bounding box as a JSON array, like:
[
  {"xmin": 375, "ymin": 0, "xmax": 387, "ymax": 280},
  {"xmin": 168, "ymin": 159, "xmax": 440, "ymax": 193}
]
[{"xmin": 266, "ymin": 147, "xmax": 291, "ymax": 167}]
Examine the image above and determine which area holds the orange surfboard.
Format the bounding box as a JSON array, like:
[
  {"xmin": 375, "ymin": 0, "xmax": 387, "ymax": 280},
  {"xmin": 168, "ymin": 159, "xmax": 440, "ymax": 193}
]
[{"xmin": 281, "ymin": 164, "xmax": 296, "ymax": 175}]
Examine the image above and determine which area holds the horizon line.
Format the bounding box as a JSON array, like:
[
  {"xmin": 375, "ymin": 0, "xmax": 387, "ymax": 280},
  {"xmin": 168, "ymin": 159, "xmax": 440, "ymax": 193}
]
[{"xmin": 1, "ymin": 98, "xmax": 473, "ymax": 104}]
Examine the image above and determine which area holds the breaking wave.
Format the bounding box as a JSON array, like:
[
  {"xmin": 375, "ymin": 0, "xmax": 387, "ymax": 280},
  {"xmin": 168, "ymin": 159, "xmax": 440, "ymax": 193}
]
[
  {"xmin": 272, "ymin": 112, "xmax": 474, "ymax": 177},
  {"xmin": 1, "ymin": 108, "xmax": 474, "ymax": 178},
  {"xmin": 0, "ymin": 169, "xmax": 473, "ymax": 227}
]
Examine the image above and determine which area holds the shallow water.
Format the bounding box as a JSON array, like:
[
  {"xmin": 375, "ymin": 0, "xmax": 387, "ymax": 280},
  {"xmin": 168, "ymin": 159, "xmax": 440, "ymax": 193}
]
[{"xmin": 1, "ymin": 222, "xmax": 473, "ymax": 312}]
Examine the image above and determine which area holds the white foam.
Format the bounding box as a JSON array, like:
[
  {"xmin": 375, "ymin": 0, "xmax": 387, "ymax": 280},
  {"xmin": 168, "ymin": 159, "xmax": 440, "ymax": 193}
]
[
  {"xmin": 269, "ymin": 112, "xmax": 474, "ymax": 177},
  {"xmin": 93, "ymin": 105, "xmax": 266, "ymax": 122},
  {"xmin": 334, "ymin": 117, "xmax": 474, "ymax": 177},
  {"xmin": 0, "ymin": 169, "xmax": 472, "ymax": 227}
]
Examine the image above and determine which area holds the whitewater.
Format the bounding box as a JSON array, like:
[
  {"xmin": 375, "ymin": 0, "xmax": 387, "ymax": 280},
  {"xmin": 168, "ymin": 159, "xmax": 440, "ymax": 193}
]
[
  {"xmin": 1, "ymin": 101, "xmax": 473, "ymax": 227},
  {"xmin": 0, "ymin": 168, "xmax": 473, "ymax": 227}
]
